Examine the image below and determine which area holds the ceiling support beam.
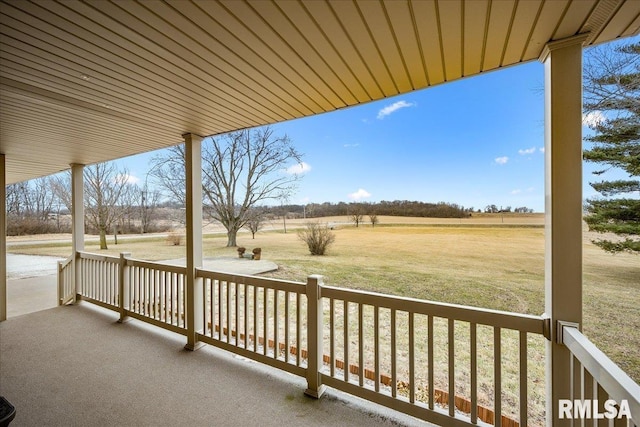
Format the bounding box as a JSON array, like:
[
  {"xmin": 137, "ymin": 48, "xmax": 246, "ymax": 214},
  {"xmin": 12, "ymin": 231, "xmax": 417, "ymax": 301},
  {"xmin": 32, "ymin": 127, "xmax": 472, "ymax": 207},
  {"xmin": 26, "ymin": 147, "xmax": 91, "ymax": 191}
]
[
  {"xmin": 1, "ymin": 153, "xmax": 6, "ymax": 321},
  {"xmin": 540, "ymin": 33, "xmax": 589, "ymax": 427},
  {"xmin": 71, "ymin": 163, "xmax": 85, "ymax": 303},
  {"xmin": 183, "ymin": 133, "xmax": 205, "ymax": 351}
]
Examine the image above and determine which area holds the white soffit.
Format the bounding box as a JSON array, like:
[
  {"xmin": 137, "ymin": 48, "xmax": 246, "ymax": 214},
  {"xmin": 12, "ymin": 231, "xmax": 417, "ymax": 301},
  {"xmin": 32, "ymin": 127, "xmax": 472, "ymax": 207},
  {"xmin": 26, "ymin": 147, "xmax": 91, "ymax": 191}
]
[{"xmin": 1, "ymin": 0, "xmax": 639, "ymax": 184}]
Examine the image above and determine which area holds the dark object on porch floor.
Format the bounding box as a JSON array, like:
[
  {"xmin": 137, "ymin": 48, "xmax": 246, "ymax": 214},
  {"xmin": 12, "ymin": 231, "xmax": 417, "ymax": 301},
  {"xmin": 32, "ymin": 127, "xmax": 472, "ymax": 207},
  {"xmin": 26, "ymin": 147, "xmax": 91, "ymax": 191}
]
[{"xmin": 0, "ymin": 396, "xmax": 16, "ymax": 427}]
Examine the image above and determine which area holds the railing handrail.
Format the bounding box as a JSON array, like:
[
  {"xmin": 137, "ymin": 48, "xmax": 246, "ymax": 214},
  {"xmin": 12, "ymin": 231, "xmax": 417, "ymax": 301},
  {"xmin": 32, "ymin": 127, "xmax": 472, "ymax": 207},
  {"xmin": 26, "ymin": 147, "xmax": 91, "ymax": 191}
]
[
  {"xmin": 322, "ymin": 284, "xmax": 546, "ymax": 334},
  {"xmin": 562, "ymin": 325, "xmax": 640, "ymax": 423},
  {"xmin": 126, "ymin": 258, "xmax": 187, "ymax": 275},
  {"xmin": 59, "ymin": 254, "xmax": 74, "ymax": 270},
  {"xmin": 196, "ymin": 267, "xmax": 306, "ymax": 294},
  {"xmin": 77, "ymin": 251, "xmax": 119, "ymax": 263}
]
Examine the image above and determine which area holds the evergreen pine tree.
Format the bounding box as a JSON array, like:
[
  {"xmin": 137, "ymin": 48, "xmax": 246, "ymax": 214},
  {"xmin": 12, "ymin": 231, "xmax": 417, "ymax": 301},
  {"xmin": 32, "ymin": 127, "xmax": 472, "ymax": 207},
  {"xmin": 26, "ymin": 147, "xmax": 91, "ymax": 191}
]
[{"xmin": 583, "ymin": 42, "xmax": 640, "ymax": 253}]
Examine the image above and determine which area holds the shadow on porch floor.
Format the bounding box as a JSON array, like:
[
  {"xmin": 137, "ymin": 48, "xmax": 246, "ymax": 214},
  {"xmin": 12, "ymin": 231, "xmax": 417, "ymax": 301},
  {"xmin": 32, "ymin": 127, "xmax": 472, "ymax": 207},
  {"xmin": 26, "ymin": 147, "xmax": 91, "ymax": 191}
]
[{"xmin": 0, "ymin": 303, "xmax": 429, "ymax": 426}]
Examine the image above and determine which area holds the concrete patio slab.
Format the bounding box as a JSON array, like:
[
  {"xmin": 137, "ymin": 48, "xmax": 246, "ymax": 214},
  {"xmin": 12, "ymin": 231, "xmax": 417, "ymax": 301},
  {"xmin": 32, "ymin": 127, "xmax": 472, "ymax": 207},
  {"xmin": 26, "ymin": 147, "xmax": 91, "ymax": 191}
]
[{"xmin": 163, "ymin": 256, "xmax": 279, "ymax": 276}]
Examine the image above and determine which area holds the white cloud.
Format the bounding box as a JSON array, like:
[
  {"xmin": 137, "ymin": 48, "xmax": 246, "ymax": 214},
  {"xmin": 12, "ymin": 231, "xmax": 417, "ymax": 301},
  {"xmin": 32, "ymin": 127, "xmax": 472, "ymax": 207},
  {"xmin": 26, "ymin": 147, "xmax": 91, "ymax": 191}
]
[
  {"xmin": 494, "ymin": 156, "xmax": 509, "ymax": 165},
  {"xmin": 518, "ymin": 147, "xmax": 536, "ymax": 155},
  {"xmin": 539, "ymin": 147, "xmax": 545, "ymax": 153},
  {"xmin": 114, "ymin": 174, "xmax": 139, "ymax": 185},
  {"xmin": 583, "ymin": 111, "xmax": 605, "ymax": 128},
  {"xmin": 286, "ymin": 162, "xmax": 311, "ymax": 175},
  {"xmin": 343, "ymin": 143, "xmax": 360, "ymax": 148},
  {"xmin": 348, "ymin": 188, "xmax": 371, "ymax": 201},
  {"xmin": 377, "ymin": 100, "xmax": 415, "ymax": 119},
  {"xmin": 511, "ymin": 189, "xmax": 522, "ymax": 195}
]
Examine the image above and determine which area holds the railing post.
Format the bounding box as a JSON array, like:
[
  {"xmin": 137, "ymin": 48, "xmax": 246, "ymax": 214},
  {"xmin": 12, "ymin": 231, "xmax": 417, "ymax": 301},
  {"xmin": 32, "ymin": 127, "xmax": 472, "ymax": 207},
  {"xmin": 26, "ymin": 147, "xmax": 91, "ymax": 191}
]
[
  {"xmin": 118, "ymin": 252, "xmax": 131, "ymax": 323},
  {"xmin": 57, "ymin": 261, "xmax": 63, "ymax": 306},
  {"xmin": 73, "ymin": 251, "xmax": 82, "ymax": 303},
  {"xmin": 305, "ymin": 274, "xmax": 326, "ymax": 398}
]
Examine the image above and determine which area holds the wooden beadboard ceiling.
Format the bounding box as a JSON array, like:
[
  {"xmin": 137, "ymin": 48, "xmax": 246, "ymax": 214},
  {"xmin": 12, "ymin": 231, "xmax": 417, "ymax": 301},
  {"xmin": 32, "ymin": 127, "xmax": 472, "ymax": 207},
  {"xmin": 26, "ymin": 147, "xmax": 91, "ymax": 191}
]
[{"xmin": 1, "ymin": 0, "xmax": 639, "ymax": 184}]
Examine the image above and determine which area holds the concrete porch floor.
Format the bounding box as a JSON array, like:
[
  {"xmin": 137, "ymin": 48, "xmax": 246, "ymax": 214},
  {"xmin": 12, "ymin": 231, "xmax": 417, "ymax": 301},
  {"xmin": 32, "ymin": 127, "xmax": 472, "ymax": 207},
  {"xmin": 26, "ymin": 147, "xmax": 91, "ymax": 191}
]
[{"xmin": 0, "ymin": 303, "xmax": 428, "ymax": 427}]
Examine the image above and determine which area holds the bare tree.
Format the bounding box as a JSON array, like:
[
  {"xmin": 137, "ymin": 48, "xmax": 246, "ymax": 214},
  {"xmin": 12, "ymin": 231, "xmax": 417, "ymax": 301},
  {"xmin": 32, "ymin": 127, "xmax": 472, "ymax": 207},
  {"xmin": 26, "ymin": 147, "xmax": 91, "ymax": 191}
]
[
  {"xmin": 149, "ymin": 145, "xmax": 187, "ymax": 208},
  {"xmin": 117, "ymin": 182, "xmax": 140, "ymax": 234},
  {"xmin": 6, "ymin": 178, "xmax": 55, "ymax": 221},
  {"xmin": 31, "ymin": 177, "xmax": 56, "ymax": 221},
  {"xmin": 245, "ymin": 208, "xmax": 265, "ymax": 239},
  {"xmin": 151, "ymin": 126, "xmax": 303, "ymax": 247},
  {"xmin": 6, "ymin": 177, "xmax": 59, "ymax": 234},
  {"xmin": 50, "ymin": 173, "xmax": 72, "ymax": 213},
  {"xmin": 349, "ymin": 203, "xmax": 364, "ymax": 227},
  {"xmin": 369, "ymin": 213, "xmax": 379, "ymax": 228},
  {"xmin": 85, "ymin": 164, "xmax": 131, "ymax": 249},
  {"xmin": 140, "ymin": 183, "xmax": 161, "ymax": 233},
  {"xmin": 203, "ymin": 127, "xmax": 302, "ymax": 246},
  {"xmin": 52, "ymin": 163, "xmax": 131, "ymax": 249},
  {"xmin": 6, "ymin": 182, "xmax": 29, "ymax": 218}
]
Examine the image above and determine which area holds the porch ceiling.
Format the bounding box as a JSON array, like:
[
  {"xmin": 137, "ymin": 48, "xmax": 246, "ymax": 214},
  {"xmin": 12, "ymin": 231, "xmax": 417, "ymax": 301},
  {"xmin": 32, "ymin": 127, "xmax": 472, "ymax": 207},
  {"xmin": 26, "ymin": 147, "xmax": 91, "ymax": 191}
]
[{"xmin": 1, "ymin": 0, "xmax": 639, "ymax": 184}]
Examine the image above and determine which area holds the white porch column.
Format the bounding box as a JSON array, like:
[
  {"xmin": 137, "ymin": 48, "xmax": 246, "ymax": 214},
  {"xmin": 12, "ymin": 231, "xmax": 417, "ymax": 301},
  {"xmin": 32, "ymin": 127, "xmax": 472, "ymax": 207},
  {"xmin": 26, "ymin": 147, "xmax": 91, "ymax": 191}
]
[
  {"xmin": 1, "ymin": 154, "xmax": 6, "ymax": 321},
  {"xmin": 540, "ymin": 33, "xmax": 588, "ymax": 427},
  {"xmin": 71, "ymin": 163, "xmax": 85, "ymax": 303},
  {"xmin": 183, "ymin": 133, "xmax": 204, "ymax": 351}
]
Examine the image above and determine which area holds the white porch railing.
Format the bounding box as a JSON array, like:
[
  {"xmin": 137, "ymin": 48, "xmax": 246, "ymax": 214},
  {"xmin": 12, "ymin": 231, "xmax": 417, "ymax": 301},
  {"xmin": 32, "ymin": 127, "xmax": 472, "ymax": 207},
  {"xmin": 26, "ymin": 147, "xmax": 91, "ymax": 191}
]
[
  {"xmin": 319, "ymin": 284, "xmax": 546, "ymax": 427},
  {"xmin": 196, "ymin": 269, "xmax": 308, "ymax": 378},
  {"xmin": 560, "ymin": 324, "xmax": 640, "ymax": 426},
  {"xmin": 57, "ymin": 254, "xmax": 74, "ymax": 305},
  {"xmin": 57, "ymin": 251, "xmax": 639, "ymax": 427},
  {"xmin": 124, "ymin": 257, "xmax": 187, "ymax": 334},
  {"xmin": 78, "ymin": 251, "xmax": 119, "ymax": 307}
]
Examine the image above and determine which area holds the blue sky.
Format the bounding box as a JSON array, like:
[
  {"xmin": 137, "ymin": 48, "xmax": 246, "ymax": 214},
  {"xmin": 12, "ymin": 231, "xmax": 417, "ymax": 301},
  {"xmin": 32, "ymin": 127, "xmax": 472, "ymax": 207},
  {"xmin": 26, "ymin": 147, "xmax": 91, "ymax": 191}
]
[{"xmin": 117, "ymin": 45, "xmax": 628, "ymax": 213}]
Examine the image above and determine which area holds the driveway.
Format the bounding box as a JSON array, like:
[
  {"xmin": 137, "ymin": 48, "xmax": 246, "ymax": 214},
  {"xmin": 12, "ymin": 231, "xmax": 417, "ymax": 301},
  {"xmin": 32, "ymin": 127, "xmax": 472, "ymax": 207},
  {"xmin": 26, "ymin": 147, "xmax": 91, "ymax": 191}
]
[{"xmin": 6, "ymin": 254, "xmax": 66, "ymax": 318}]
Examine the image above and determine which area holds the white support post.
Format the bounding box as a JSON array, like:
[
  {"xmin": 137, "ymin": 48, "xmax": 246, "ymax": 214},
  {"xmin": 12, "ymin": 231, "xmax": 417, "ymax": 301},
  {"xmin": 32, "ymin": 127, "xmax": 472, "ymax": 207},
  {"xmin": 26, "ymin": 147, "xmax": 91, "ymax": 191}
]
[
  {"xmin": 118, "ymin": 252, "xmax": 131, "ymax": 323},
  {"xmin": 539, "ymin": 33, "xmax": 588, "ymax": 427},
  {"xmin": 1, "ymin": 154, "xmax": 6, "ymax": 321},
  {"xmin": 71, "ymin": 163, "xmax": 85, "ymax": 303},
  {"xmin": 305, "ymin": 274, "xmax": 326, "ymax": 398},
  {"xmin": 183, "ymin": 133, "xmax": 204, "ymax": 351}
]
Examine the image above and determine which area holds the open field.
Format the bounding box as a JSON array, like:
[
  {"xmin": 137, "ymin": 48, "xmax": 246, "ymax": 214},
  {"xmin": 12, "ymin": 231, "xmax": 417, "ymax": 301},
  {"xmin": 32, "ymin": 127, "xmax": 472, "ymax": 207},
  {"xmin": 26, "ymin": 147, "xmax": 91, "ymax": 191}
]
[{"xmin": 8, "ymin": 214, "xmax": 638, "ymax": 424}]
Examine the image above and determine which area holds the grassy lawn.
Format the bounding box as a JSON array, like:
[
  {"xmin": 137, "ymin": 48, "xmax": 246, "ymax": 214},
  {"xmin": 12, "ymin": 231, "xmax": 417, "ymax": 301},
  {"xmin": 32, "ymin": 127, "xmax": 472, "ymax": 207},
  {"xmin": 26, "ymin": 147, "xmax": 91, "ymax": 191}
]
[{"xmin": 10, "ymin": 220, "xmax": 639, "ymax": 424}]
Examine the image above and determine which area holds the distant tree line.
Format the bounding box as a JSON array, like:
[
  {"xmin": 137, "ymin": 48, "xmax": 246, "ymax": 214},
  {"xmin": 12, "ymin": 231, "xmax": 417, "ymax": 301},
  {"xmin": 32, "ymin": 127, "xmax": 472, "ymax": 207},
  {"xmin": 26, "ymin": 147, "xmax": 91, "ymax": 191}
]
[
  {"xmin": 6, "ymin": 167, "xmax": 172, "ymax": 246},
  {"xmin": 6, "ymin": 176, "xmax": 536, "ymax": 239},
  {"xmin": 264, "ymin": 201, "xmax": 470, "ymax": 219},
  {"xmin": 261, "ymin": 202, "xmax": 535, "ymax": 219},
  {"xmin": 6, "ymin": 177, "xmax": 65, "ymax": 235},
  {"xmin": 483, "ymin": 205, "xmax": 535, "ymax": 214},
  {"xmin": 7, "ymin": 170, "xmax": 534, "ymax": 243}
]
